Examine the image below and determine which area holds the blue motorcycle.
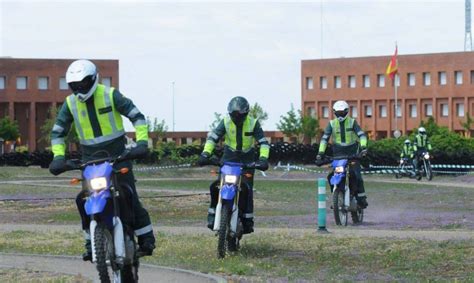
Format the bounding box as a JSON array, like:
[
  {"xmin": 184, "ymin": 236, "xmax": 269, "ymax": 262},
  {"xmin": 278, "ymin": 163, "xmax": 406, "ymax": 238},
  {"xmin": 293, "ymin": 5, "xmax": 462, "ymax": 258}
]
[
  {"xmin": 205, "ymin": 159, "xmax": 264, "ymax": 258},
  {"xmin": 319, "ymin": 154, "xmax": 364, "ymax": 226},
  {"xmin": 64, "ymin": 151, "xmax": 140, "ymax": 283}
]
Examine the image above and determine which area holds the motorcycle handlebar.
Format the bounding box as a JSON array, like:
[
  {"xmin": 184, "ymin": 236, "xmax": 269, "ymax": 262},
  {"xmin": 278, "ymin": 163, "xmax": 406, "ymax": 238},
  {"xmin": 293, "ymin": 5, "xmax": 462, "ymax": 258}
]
[
  {"xmin": 316, "ymin": 153, "xmax": 364, "ymax": 167},
  {"xmin": 202, "ymin": 157, "xmax": 264, "ymax": 171}
]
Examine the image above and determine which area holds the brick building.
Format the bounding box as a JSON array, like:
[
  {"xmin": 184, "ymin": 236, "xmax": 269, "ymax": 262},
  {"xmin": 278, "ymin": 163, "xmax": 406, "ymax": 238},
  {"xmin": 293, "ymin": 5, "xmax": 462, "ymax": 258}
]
[
  {"xmin": 0, "ymin": 58, "xmax": 119, "ymax": 151},
  {"xmin": 301, "ymin": 51, "xmax": 474, "ymax": 139}
]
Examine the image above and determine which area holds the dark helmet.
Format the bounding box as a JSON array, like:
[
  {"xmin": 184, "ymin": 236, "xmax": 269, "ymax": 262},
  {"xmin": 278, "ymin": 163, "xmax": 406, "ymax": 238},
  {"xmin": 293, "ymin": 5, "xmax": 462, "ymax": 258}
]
[{"xmin": 227, "ymin": 96, "xmax": 250, "ymax": 125}]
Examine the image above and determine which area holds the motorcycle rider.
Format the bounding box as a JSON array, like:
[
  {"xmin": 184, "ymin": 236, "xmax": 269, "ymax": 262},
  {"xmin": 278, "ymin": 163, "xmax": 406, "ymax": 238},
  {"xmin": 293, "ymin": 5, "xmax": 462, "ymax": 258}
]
[
  {"xmin": 316, "ymin": 100, "xmax": 368, "ymax": 208},
  {"xmin": 198, "ymin": 96, "xmax": 270, "ymax": 234},
  {"xmin": 48, "ymin": 59, "xmax": 155, "ymax": 260},
  {"xmin": 413, "ymin": 127, "xmax": 432, "ymax": 177},
  {"xmin": 400, "ymin": 139, "xmax": 416, "ymax": 177}
]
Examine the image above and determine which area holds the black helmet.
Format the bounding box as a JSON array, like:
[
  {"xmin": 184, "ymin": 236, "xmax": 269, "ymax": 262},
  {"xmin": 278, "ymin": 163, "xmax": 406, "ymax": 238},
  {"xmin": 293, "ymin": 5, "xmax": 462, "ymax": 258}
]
[{"xmin": 227, "ymin": 96, "xmax": 249, "ymax": 125}]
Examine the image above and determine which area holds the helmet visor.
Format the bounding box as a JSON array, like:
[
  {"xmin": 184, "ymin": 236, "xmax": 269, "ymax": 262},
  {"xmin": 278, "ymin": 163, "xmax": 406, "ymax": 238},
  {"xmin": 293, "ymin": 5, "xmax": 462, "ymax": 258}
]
[
  {"xmin": 69, "ymin": 75, "xmax": 96, "ymax": 94},
  {"xmin": 334, "ymin": 110, "xmax": 348, "ymax": 118},
  {"xmin": 230, "ymin": 111, "xmax": 247, "ymax": 124}
]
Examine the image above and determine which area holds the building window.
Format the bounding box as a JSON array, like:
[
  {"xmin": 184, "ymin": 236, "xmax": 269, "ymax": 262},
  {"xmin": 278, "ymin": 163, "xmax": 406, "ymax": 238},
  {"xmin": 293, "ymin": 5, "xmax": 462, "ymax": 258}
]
[
  {"xmin": 306, "ymin": 77, "xmax": 314, "ymax": 90},
  {"xmin": 455, "ymin": 71, "xmax": 463, "ymax": 85},
  {"xmin": 364, "ymin": 105, "xmax": 372, "ymax": 117},
  {"xmin": 363, "ymin": 75, "xmax": 370, "ymax": 88},
  {"xmin": 38, "ymin": 77, "xmax": 49, "ymax": 90},
  {"xmin": 377, "ymin": 74, "xmax": 385, "ymax": 87},
  {"xmin": 0, "ymin": 76, "xmax": 5, "ymax": 89},
  {"xmin": 409, "ymin": 104, "xmax": 417, "ymax": 118},
  {"xmin": 425, "ymin": 104, "xmax": 433, "ymax": 117},
  {"xmin": 457, "ymin": 103, "xmax": 465, "ymax": 117},
  {"xmin": 320, "ymin": 76, "xmax": 327, "ymax": 89},
  {"xmin": 307, "ymin": 106, "xmax": 316, "ymax": 117},
  {"xmin": 334, "ymin": 76, "xmax": 341, "ymax": 89},
  {"xmin": 350, "ymin": 106, "xmax": 358, "ymax": 118},
  {"xmin": 102, "ymin": 77, "xmax": 112, "ymax": 87},
  {"xmin": 59, "ymin": 77, "xmax": 68, "ymax": 90},
  {"xmin": 322, "ymin": 106, "xmax": 329, "ymax": 118},
  {"xmin": 423, "ymin": 72, "xmax": 431, "ymax": 86},
  {"xmin": 379, "ymin": 105, "xmax": 387, "ymax": 118},
  {"xmin": 438, "ymin": 71, "xmax": 447, "ymax": 85},
  {"xmin": 407, "ymin": 73, "xmax": 415, "ymax": 86},
  {"xmin": 440, "ymin": 103, "xmax": 449, "ymax": 117},
  {"xmin": 470, "ymin": 70, "xmax": 474, "ymax": 84},
  {"xmin": 348, "ymin": 75, "xmax": 356, "ymax": 88},
  {"xmin": 16, "ymin": 76, "xmax": 28, "ymax": 90},
  {"xmin": 394, "ymin": 104, "xmax": 402, "ymax": 117}
]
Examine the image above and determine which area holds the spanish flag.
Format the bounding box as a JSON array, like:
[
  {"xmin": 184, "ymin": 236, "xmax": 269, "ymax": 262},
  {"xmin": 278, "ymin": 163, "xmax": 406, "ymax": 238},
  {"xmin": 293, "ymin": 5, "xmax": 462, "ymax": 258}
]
[{"xmin": 385, "ymin": 45, "xmax": 398, "ymax": 80}]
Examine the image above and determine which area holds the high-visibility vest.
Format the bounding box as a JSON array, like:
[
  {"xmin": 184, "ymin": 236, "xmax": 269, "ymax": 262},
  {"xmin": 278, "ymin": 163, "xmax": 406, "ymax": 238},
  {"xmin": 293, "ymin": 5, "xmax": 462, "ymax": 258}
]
[
  {"xmin": 223, "ymin": 115, "xmax": 257, "ymax": 152},
  {"xmin": 66, "ymin": 84, "xmax": 125, "ymax": 146},
  {"xmin": 329, "ymin": 118, "xmax": 359, "ymax": 146}
]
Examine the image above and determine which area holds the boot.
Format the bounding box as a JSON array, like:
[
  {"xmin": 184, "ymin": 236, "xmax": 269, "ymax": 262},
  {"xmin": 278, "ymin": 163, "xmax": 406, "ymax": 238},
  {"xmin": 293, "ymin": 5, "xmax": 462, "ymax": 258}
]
[
  {"xmin": 82, "ymin": 239, "xmax": 92, "ymax": 262},
  {"xmin": 356, "ymin": 196, "xmax": 368, "ymax": 209},
  {"xmin": 242, "ymin": 218, "xmax": 254, "ymax": 234},
  {"xmin": 207, "ymin": 213, "xmax": 215, "ymax": 230},
  {"xmin": 137, "ymin": 231, "xmax": 155, "ymax": 257}
]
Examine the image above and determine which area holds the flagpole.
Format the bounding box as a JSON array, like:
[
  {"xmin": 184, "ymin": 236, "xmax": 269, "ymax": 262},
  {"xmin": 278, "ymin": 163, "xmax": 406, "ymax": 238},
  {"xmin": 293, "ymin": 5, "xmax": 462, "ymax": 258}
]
[{"xmin": 394, "ymin": 76, "xmax": 398, "ymax": 136}]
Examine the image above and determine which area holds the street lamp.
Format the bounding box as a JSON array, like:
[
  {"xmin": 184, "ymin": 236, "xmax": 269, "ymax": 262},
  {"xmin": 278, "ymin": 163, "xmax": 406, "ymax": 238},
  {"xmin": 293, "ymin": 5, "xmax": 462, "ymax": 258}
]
[{"xmin": 172, "ymin": 81, "xmax": 175, "ymax": 132}]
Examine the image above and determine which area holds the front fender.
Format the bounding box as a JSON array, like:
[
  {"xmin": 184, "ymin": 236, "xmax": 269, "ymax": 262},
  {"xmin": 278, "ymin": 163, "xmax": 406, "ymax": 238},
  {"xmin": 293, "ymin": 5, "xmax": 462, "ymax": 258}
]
[
  {"xmin": 220, "ymin": 184, "xmax": 237, "ymax": 200},
  {"xmin": 330, "ymin": 173, "xmax": 345, "ymax": 186},
  {"xmin": 85, "ymin": 189, "xmax": 111, "ymax": 215}
]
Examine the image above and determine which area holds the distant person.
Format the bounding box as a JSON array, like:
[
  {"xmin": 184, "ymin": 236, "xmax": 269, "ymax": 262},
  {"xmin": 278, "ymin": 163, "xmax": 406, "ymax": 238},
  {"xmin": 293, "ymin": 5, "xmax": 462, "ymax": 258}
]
[
  {"xmin": 316, "ymin": 100, "xmax": 368, "ymax": 208},
  {"xmin": 400, "ymin": 139, "xmax": 416, "ymax": 177},
  {"xmin": 48, "ymin": 59, "xmax": 155, "ymax": 260},
  {"xmin": 413, "ymin": 127, "xmax": 432, "ymax": 177},
  {"xmin": 198, "ymin": 96, "xmax": 270, "ymax": 234}
]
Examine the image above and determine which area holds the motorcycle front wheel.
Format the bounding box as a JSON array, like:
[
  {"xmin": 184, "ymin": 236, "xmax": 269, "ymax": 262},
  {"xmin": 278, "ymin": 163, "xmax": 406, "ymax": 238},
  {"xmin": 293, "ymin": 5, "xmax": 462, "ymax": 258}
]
[
  {"xmin": 94, "ymin": 223, "xmax": 115, "ymax": 283},
  {"xmin": 424, "ymin": 160, "xmax": 433, "ymax": 181},
  {"xmin": 333, "ymin": 187, "xmax": 347, "ymax": 226},
  {"xmin": 217, "ymin": 201, "xmax": 232, "ymax": 259}
]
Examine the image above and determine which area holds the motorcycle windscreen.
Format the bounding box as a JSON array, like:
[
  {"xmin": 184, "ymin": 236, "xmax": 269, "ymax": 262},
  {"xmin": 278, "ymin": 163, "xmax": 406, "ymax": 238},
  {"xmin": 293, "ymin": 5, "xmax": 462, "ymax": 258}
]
[
  {"xmin": 85, "ymin": 189, "xmax": 111, "ymax": 215},
  {"xmin": 331, "ymin": 159, "xmax": 348, "ymax": 169},
  {"xmin": 221, "ymin": 162, "xmax": 242, "ymax": 176},
  {"xmin": 220, "ymin": 184, "xmax": 237, "ymax": 200}
]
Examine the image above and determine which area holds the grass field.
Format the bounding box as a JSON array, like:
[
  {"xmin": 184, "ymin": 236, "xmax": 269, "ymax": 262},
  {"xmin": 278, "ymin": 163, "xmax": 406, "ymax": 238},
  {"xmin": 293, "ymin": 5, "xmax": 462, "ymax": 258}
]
[{"xmin": 1, "ymin": 166, "xmax": 474, "ymax": 281}]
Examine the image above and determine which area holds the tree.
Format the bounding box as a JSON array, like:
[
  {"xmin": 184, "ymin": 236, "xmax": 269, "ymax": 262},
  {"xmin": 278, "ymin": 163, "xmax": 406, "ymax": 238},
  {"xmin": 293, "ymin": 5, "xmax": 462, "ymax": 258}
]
[
  {"xmin": 209, "ymin": 112, "xmax": 223, "ymax": 131},
  {"xmin": 301, "ymin": 113, "xmax": 320, "ymax": 143},
  {"xmin": 249, "ymin": 102, "xmax": 268, "ymax": 125},
  {"xmin": 147, "ymin": 116, "xmax": 168, "ymax": 139},
  {"xmin": 276, "ymin": 104, "xmax": 320, "ymax": 144},
  {"xmin": 0, "ymin": 117, "xmax": 19, "ymax": 142},
  {"xmin": 460, "ymin": 112, "xmax": 473, "ymax": 138},
  {"xmin": 39, "ymin": 106, "xmax": 78, "ymax": 147},
  {"xmin": 276, "ymin": 104, "xmax": 302, "ymax": 142}
]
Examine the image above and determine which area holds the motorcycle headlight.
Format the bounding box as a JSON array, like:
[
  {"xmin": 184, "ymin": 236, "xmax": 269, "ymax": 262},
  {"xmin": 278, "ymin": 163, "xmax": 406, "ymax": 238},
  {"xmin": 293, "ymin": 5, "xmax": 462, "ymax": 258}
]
[
  {"xmin": 224, "ymin": 175, "xmax": 238, "ymax": 184},
  {"xmin": 334, "ymin": 166, "xmax": 344, "ymax": 173},
  {"xmin": 90, "ymin": 177, "xmax": 108, "ymax": 191},
  {"xmin": 424, "ymin": 153, "xmax": 430, "ymax": 160}
]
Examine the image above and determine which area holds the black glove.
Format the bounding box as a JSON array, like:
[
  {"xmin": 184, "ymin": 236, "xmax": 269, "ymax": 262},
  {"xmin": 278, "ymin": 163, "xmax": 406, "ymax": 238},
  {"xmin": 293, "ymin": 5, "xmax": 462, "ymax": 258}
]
[
  {"xmin": 127, "ymin": 144, "xmax": 149, "ymax": 160},
  {"xmin": 360, "ymin": 148, "xmax": 368, "ymax": 157},
  {"xmin": 255, "ymin": 158, "xmax": 269, "ymax": 171},
  {"xmin": 316, "ymin": 153, "xmax": 324, "ymax": 161},
  {"xmin": 49, "ymin": 158, "xmax": 66, "ymax": 176},
  {"xmin": 197, "ymin": 153, "xmax": 210, "ymax": 166}
]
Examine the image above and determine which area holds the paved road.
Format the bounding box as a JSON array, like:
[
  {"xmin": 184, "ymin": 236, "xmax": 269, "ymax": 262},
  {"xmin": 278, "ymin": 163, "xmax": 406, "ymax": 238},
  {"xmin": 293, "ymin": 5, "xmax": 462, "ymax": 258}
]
[{"xmin": 0, "ymin": 253, "xmax": 225, "ymax": 283}]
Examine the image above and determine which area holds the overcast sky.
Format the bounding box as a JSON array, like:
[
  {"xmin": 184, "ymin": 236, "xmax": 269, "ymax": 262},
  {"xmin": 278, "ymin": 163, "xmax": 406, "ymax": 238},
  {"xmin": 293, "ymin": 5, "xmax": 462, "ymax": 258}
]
[{"xmin": 0, "ymin": 0, "xmax": 466, "ymax": 131}]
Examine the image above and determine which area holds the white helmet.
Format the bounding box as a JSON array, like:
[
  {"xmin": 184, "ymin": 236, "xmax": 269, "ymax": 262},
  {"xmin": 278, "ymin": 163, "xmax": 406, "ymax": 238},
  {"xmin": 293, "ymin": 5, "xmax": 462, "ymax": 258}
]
[
  {"xmin": 418, "ymin": 127, "xmax": 426, "ymax": 134},
  {"xmin": 66, "ymin": 59, "xmax": 99, "ymax": 102},
  {"xmin": 404, "ymin": 139, "xmax": 411, "ymax": 144},
  {"xmin": 333, "ymin": 100, "xmax": 349, "ymax": 122}
]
